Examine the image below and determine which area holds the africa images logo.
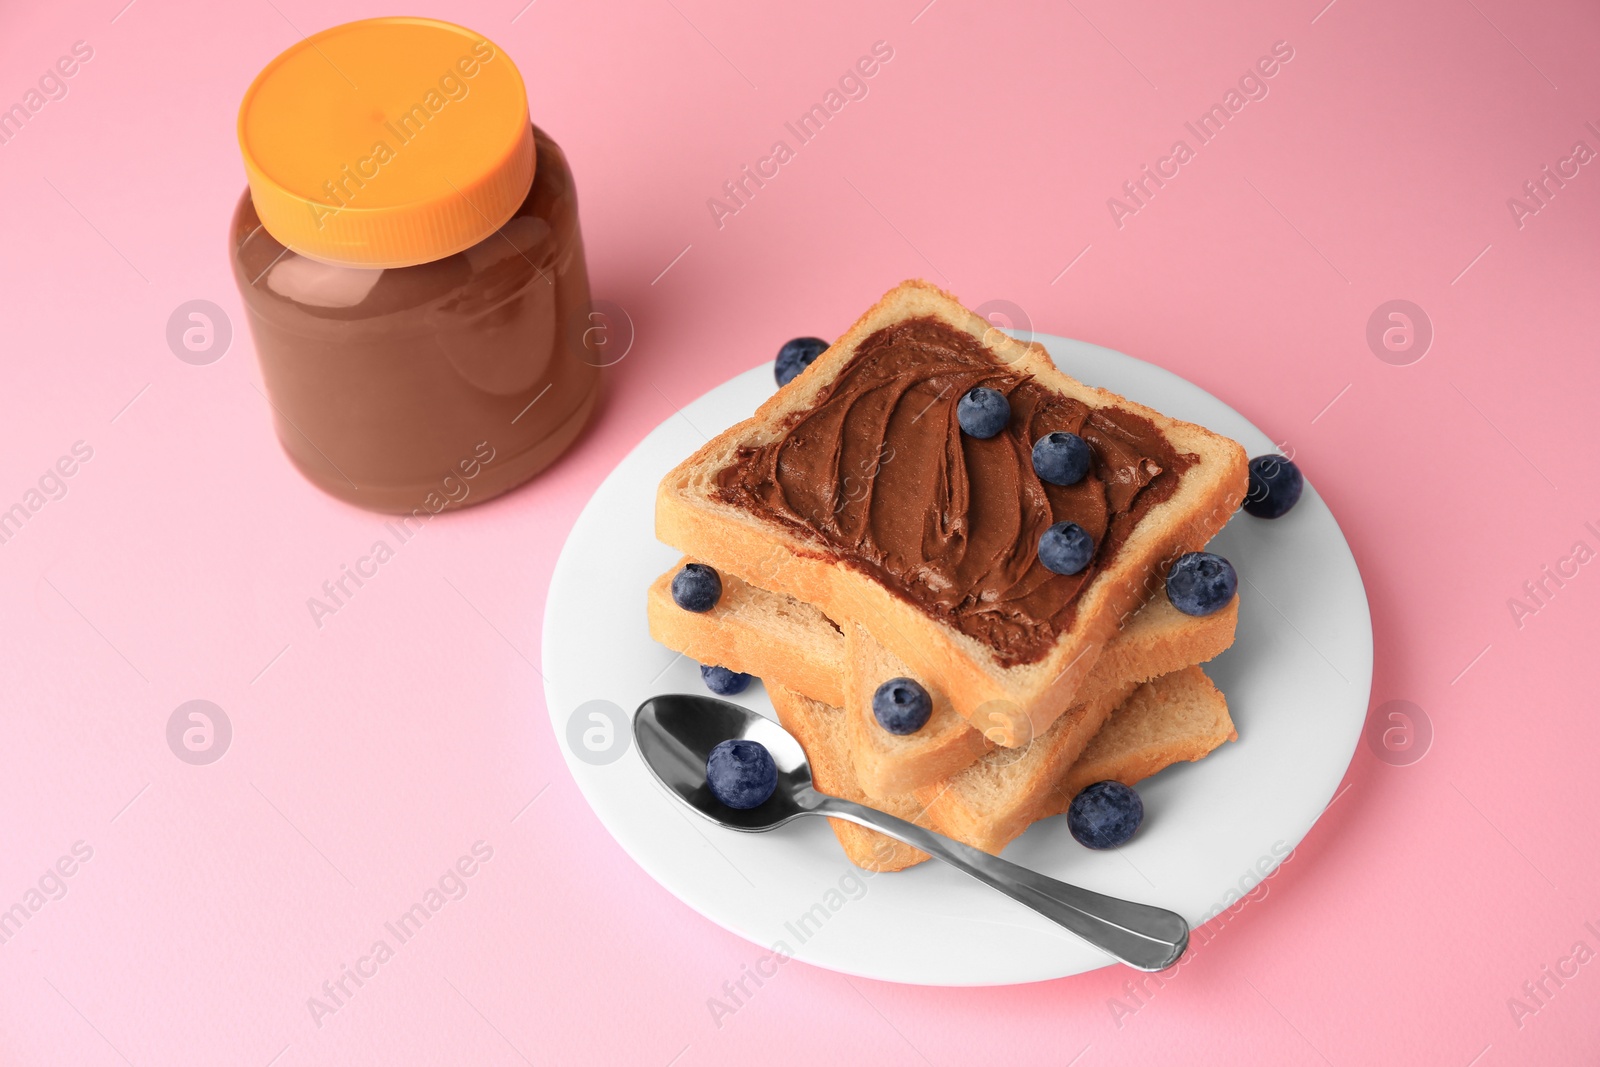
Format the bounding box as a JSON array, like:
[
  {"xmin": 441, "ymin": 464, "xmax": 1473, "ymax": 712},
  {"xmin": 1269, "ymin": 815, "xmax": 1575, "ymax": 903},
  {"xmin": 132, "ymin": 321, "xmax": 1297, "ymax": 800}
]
[
  {"xmin": 305, "ymin": 39, "xmax": 500, "ymax": 230},
  {"xmin": 705, "ymin": 41, "xmax": 895, "ymax": 229},
  {"xmin": 1106, "ymin": 40, "xmax": 1295, "ymax": 229}
]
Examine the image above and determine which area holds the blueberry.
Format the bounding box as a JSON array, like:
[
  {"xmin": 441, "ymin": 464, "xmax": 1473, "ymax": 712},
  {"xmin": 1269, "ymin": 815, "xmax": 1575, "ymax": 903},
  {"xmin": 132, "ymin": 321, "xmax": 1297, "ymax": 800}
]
[
  {"xmin": 1166, "ymin": 552, "xmax": 1237, "ymax": 616},
  {"xmin": 872, "ymin": 677, "xmax": 932, "ymax": 735},
  {"xmin": 775, "ymin": 337, "xmax": 828, "ymax": 387},
  {"xmin": 957, "ymin": 386, "xmax": 1011, "ymax": 439},
  {"xmin": 671, "ymin": 564, "xmax": 722, "ymax": 613},
  {"xmin": 706, "ymin": 738, "xmax": 777, "ymax": 809},
  {"xmin": 1242, "ymin": 455, "xmax": 1304, "ymax": 519},
  {"xmin": 1039, "ymin": 521, "xmax": 1094, "ymax": 575},
  {"xmin": 1032, "ymin": 432, "xmax": 1091, "ymax": 486},
  {"xmin": 700, "ymin": 664, "xmax": 752, "ymax": 695},
  {"xmin": 1067, "ymin": 780, "xmax": 1144, "ymax": 849}
]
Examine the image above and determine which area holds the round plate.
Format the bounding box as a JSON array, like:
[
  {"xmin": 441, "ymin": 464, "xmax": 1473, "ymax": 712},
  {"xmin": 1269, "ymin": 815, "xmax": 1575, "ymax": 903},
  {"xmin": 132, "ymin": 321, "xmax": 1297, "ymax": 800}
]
[{"xmin": 543, "ymin": 333, "xmax": 1372, "ymax": 986}]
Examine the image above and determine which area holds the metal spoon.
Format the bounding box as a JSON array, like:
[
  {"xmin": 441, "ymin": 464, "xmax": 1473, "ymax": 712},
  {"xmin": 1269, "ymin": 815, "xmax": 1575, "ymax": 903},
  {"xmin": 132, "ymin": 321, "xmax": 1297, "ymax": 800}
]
[{"xmin": 633, "ymin": 693, "xmax": 1189, "ymax": 972}]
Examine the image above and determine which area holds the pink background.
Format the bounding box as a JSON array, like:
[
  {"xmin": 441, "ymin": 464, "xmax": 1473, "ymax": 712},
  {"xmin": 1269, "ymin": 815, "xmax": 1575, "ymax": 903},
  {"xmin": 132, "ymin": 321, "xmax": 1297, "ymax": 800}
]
[{"xmin": 2, "ymin": 0, "xmax": 1598, "ymax": 1062}]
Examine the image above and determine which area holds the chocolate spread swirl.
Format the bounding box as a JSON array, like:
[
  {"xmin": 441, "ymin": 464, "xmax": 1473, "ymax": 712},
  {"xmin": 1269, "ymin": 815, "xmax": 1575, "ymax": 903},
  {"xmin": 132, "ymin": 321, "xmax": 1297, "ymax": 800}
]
[{"xmin": 713, "ymin": 318, "xmax": 1194, "ymax": 667}]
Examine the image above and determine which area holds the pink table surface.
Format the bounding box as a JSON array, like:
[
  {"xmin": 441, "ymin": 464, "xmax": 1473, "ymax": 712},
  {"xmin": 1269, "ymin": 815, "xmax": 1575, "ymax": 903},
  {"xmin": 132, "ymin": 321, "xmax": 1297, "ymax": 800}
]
[{"xmin": 2, "ymin": 0, "xmax": 1597, "ymax": 1062}]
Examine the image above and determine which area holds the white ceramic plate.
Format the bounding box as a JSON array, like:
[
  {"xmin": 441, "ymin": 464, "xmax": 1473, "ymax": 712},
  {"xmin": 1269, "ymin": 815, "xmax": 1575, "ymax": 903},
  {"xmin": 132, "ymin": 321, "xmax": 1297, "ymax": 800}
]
[{"xmin": 543, "ymin": 333, "xmax": 1372, "ymax": 986}]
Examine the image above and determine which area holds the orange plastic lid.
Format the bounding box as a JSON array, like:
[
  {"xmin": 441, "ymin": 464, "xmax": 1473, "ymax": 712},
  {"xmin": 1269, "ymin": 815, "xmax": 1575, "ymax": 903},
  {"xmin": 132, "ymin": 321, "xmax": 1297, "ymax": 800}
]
[{"xmin": 238, "ymin": 18, "xmax": 533, "ymax": 269}]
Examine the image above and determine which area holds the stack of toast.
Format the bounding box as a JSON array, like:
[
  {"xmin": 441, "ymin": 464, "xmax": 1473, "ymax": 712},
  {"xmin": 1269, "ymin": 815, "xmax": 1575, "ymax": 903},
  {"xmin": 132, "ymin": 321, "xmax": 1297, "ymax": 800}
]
[{"xmin": 649, "ymin": 281, "xmax": 1250, "ymax": 871}]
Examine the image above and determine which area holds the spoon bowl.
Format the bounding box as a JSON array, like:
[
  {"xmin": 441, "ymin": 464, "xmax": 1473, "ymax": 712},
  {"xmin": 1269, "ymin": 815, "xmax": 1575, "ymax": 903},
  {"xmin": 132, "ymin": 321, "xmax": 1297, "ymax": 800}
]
[{"xmin": 634, "ymin": 693, "xmax": 814, "ymax": 831}]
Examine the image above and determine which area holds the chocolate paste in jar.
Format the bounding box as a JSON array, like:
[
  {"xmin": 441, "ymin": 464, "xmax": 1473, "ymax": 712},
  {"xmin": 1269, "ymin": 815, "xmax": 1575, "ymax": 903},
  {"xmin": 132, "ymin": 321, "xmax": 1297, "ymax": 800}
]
[{"xmin": 230, "ymin": 125, "xmax": 598, "ymax": 512}]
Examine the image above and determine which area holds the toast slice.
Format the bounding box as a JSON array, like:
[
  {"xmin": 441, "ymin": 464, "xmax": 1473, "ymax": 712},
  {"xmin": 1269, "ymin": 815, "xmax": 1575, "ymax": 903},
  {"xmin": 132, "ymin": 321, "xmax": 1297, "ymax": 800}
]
[
  {"xmin": 769, "ymin": 685, "xmax": 931, "ymax": 873},
  {"xmin": 771, "ymin": 666, "xmax": 1235, "ymax": 871},
  {"xmin": 1042, "ymin": 668, "xmax": 1240, "ymax": 820},
  {"xmin": 648, "ymin": 561, "xmax": 849, "ymax": 707},
  {"xmin": 647, "ymin": 557, "xmax": 1236, "ymax": 797},
  {"xmin": 842, "ymin": 594, "xmax": 1235, "ymax": 798},
  {"xmin": 656, "ymin": 280, "xmax": 1247, "ymax": 746}
]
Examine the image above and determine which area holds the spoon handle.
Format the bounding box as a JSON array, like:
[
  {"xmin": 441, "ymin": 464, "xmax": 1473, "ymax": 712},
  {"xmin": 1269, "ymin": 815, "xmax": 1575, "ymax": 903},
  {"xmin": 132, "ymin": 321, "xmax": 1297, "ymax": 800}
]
[{"xmin": 803, "ymin": 791, "xmax": 1188, "ymax": 972}]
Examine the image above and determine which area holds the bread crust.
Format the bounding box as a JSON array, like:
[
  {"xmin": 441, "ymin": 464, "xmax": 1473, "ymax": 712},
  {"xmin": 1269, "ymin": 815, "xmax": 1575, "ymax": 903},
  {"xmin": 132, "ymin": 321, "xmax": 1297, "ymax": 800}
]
[
  {"xmin": 771, "ymin": 687, "xmax": 932, "ymax": 872},
  {"xmin": 771, "ymin": 666, "xmax": 1235, "ymax": 871},
  {"xmin": 647, "ymin": 562, "xmax": 1236, "ymax": 872},
  {"xmin": 647, "ymin": 564, "xmax": 847, "ymax": 706},
  {"xmin": 648, "ymin": 559, "xmax": 1237, "ymax": 798},
  {"xmin": 843, "ymin": 596, "xmax": 1237, "ymax": 798},
  {"xmin": 656, "ymin": 280, "xmax": 1247, "ymax": 746},
  {"xmin": 1045, "ymin": 667, "xmax": 1237, "ymax": 817}
]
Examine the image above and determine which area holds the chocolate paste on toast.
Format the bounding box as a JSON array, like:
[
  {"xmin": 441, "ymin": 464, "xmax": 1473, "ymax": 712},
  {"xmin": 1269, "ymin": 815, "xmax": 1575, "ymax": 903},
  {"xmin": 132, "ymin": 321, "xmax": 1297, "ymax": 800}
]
[{"xmin": 713, "ymin": 318, "xmax": 1195, "ymax": 668}]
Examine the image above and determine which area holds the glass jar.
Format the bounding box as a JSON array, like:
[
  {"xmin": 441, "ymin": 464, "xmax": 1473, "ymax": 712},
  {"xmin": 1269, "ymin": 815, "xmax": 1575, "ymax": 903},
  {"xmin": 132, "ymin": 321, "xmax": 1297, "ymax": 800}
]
[{"xmin": 230, "ymin": 19, "xmax": 598, "ymax": 512}]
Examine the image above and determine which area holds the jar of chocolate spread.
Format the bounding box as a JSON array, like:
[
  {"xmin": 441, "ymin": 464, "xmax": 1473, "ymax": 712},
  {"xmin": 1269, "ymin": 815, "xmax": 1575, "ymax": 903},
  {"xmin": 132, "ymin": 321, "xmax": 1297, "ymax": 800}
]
[{"xmin": 230, "ymin": 17, "xmax": 598, "ymax": 512}]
